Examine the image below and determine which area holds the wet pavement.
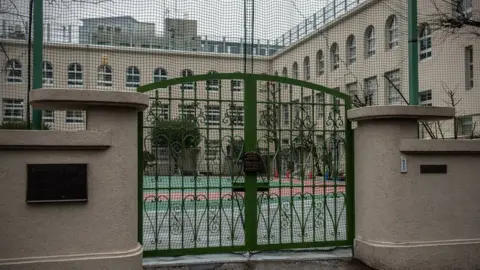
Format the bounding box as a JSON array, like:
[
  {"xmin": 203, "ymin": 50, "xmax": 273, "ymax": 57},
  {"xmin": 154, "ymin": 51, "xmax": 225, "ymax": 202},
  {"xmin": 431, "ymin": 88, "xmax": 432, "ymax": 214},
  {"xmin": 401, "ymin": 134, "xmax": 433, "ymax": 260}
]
[{"xmin": 143, "ymin": 249, "xmax": 376, "ymax": 270}]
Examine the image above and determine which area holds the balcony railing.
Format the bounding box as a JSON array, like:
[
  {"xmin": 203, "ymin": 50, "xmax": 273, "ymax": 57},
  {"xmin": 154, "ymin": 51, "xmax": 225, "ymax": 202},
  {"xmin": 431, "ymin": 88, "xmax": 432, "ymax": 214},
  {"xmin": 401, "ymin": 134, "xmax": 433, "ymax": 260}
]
[
  {"xmin": 272, "ymin": 0, "xmax": 366, "ymax": 47},
  {"xmin": 0, "ymin": 0, "xmax": 365, "ymax": 56}
]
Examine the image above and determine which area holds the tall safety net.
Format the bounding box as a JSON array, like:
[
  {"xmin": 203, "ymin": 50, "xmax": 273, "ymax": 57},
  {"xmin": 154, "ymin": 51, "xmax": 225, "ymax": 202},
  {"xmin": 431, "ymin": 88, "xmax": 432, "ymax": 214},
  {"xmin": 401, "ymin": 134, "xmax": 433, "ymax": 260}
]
[{"xmin": 1, "ymin": 0, "xmax": 478, "ymax": 255}]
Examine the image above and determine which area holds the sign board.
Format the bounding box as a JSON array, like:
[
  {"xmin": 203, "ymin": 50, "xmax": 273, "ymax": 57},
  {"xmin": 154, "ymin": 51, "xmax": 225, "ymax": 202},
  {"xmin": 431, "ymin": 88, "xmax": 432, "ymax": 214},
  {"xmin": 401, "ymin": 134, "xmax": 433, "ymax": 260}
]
[
  {"xmin": 243, "ymin": 152, "xmax": 266, "ymax": 173},
  {"xmin": 26, "ymin": 164, "xmax": 88, "ymax": 203},
  {"xmin": 400, "ymin": 156, "xmax": 407, "ymax": 173}
]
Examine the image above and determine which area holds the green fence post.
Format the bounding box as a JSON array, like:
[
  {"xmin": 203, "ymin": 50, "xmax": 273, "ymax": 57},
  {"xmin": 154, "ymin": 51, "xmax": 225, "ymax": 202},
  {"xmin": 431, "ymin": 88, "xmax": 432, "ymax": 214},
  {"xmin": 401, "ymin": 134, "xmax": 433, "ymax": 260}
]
[
  {"xmin": 408, "ymin": 0, "xmax": 419, "ymax": 106},
  {"xmin": 32, "ymin": 0, "xmax": 43, "ymax": 129},
  {"xmin": 244, "ymin": 75, "xmax": 258, "ymax": 251},
  {"xmin": 137, "ymin": 112, "xmax": 144, "ymax": 245},
  {"xmin": 345, "ymin": 100, "xmax": 355, "ymax": 245}
]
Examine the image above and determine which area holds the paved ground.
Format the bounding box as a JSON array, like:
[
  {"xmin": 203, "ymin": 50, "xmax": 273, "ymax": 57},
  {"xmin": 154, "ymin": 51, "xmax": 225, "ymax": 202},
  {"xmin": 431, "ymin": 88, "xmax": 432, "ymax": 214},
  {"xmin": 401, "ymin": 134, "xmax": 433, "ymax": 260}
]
[
  {"xmin": 144, "ymin": 260, "xmax": 374, "ymax": 270},
  {"xmin": 143, "ymin": 249, "xmax": 375, "ymax": 270}
]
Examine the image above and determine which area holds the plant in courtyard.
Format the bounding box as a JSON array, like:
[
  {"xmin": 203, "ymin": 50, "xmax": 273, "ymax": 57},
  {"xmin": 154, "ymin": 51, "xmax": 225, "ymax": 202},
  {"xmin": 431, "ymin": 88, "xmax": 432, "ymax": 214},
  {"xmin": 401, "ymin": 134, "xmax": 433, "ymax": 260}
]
[
  {"xmin": 224, "ymin": 138, "xmax": 244, "ymax": 176},
  {"xmin": 150, "ymin": 118, "xmax": 201, "ymax": 174},
  {"xmin": 226, "ymin": 138, "xmax": 244, "ymax": 163},
  {"xmin": 151, "ymin": 118, "xmax": 201, "ymax": 149},
  {"xmin": 143, "ymin": 150, "xmax": 156, "ymax": 171}
]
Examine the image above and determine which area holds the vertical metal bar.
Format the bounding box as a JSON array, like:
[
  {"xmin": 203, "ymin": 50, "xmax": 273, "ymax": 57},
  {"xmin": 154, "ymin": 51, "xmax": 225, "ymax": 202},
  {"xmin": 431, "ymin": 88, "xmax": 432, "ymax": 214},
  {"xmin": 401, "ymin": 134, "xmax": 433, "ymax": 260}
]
[
  {"xmin": 167, "ymin": 86, "xmax": 172, "ymax": 250},
  {"xmin": 32, "ymin": 0, "xmax": 43, "ymax": 129},
  {"xmin": 153, "ymin": 92, "xmax": 160, "ymax": 251},
  {"xmin": 408, "ymin": 0, "xmax": 419, "ymax": 105},
  {"xmin": 344, "ymin": 100, "xmax": 355, "ymax": 245},
  {"xmin": 244, "ymin": 75, "xmax": 257, "ymax": 251},
  {"xmin": 137, "ymin": 111, "xmax": 144, "ymax": 245}
]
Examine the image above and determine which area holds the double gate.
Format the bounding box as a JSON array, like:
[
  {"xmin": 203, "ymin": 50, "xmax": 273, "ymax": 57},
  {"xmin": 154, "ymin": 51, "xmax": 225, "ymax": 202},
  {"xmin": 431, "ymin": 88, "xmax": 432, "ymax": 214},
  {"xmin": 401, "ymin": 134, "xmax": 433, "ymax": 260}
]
[{"xmin": 137, "ymin": 73, "xmax": 354, "ymax": 256}]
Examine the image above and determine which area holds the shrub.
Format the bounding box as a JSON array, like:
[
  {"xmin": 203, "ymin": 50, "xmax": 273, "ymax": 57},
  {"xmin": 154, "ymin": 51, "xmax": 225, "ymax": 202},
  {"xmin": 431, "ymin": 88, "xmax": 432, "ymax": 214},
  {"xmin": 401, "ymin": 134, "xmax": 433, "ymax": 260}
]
[
  {"xmin": 150, "ymin": 118, "xmax": 201, "ymax": 150},
  {"xmin": 143, "ymin": 150, "xmax": 156, "ymax": 171},
  {"xmin": 226, "ymin": 138, "xmax": 244, "ymax": 161}
]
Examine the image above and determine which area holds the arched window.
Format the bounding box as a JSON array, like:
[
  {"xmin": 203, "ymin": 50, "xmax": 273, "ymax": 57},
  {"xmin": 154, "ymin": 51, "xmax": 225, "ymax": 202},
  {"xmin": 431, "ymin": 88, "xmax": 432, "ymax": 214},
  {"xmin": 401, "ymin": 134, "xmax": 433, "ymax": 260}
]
[
  {"xmin": 153, "ymin": 68, "xmax": 167, "ymax": 82},
  {"xmin": 419, "ymin": 24, "xmax": 432, "ymax": 60},
  {"xmin": 316, "ymin": 50, "xmax": 324, "ymax": 76},
  {"xmin": 347, "ymin": 35, "xmax": 356, "ymax": 64},
  {"xmin": 67, "ymin": 63, "xmax": 83, "ymax": 86},
  {"xmin": 303, "ymin": 56, "xmax": 310, "ymax": 80},
  {"xmin": 386, "ymin": 15, "xmax": 398, "ymax": 49},
  {"xmin": 126, "ymin": 66, "xmax": 140, "ymax": 87},
  {"xmin": 5, "ymin": 59, "xmax": 22, "ymax": 83},
  {"xmin": 292, "ymin": 62, "xmax": 298, "ymax": 79},
  {"xmin": 330, "ymin": 43, "xmax": 340, "ymax": 70},
  {"xmin": 206, "ymin": 70, "xmax": 220, "ymax": 91},
  {"xmin": 97, "ymin": 65, "xmax": 112, "ymax": 87},
  {"xmin": 43, "ymin": 61, "xmax": 53, "ymax": 85},
  {"xmin": 365, "ymin": 26, "xmax": 376, "ymax": 57},
  {"xmin": 181, "ymin": 69, "xmax": 194, "ymax": 90}
]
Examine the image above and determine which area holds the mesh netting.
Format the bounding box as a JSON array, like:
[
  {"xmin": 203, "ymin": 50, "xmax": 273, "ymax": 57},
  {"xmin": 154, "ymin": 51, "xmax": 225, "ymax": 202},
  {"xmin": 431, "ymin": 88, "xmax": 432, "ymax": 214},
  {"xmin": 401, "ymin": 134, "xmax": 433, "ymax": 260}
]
[{"xmin": 1, "ymin": 0, "xmax": 478, "ymax": 254}]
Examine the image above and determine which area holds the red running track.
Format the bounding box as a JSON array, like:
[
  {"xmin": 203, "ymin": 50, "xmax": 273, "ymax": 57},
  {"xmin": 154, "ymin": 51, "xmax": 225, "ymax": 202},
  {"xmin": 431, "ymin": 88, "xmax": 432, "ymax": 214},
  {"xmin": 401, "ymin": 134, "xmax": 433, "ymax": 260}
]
[{"xmin": 144, "ymin": 186, "xmax": 346, "ymax": 200}]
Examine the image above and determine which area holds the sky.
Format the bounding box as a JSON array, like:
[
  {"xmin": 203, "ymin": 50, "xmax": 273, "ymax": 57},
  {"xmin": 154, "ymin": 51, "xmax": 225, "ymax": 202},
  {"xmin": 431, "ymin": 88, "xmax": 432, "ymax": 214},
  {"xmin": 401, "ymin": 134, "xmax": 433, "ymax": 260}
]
[{"xmin": 5, "ymin": 0, "xmax": 330, "ymax": 41}]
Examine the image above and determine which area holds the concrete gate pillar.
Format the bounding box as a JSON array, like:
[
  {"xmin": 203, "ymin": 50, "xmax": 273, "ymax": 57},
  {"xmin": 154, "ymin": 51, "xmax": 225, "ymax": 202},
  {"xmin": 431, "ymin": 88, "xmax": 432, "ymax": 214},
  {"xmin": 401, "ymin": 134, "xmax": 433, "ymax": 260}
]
[
  {"xmin": 0, "ymin": 89, "xmax": 148, "ymax": 270},
  {"xmin": 347, "ymin": 106, "xmax": 480, "ymax": 270}
]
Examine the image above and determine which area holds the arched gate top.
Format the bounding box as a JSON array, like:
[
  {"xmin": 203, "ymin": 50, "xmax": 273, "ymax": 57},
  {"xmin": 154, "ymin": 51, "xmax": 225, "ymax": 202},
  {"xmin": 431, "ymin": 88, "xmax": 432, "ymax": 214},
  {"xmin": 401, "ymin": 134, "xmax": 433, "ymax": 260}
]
[{"xmin": 137, "ymin": 72, "xmax": 352, "ymax": 102}]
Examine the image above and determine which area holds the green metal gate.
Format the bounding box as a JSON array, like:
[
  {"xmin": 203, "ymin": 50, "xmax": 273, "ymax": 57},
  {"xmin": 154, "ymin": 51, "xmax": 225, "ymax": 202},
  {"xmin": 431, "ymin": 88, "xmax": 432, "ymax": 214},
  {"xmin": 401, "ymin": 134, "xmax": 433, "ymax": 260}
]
[{"xmin": 137, "ymin": 73, "xmax": 354, "ymax": 257}]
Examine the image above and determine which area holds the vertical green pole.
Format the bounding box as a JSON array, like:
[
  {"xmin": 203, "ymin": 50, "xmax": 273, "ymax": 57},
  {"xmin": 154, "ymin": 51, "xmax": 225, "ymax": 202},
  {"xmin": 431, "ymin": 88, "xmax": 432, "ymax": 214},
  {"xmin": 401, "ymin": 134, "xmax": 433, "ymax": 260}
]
[
  {"xmin": 344, "ymin": 100, "xmax": 355, "ymax": 245},
  {"xmin": 244, "ymin": 75, "xmax": 257, "ymax": 251},
  {"xmin": 408, "ymin": 0, "xmax": 419, "ymax": 105},
  {"xmin": 137, "ymin": 112, "xmax": 144, "ymax": 245},
  {"xmin": 32, "ymin": 0, "xmax": 43, "ymax": 129}
]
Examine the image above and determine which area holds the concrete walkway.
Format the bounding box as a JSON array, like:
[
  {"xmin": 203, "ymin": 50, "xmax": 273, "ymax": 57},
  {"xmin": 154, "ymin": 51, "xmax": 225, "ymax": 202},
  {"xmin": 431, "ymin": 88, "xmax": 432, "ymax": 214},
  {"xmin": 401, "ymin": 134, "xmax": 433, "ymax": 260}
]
[{"xmin": 143, "ymin": 248, "xmax": 374, "ymax": 269}]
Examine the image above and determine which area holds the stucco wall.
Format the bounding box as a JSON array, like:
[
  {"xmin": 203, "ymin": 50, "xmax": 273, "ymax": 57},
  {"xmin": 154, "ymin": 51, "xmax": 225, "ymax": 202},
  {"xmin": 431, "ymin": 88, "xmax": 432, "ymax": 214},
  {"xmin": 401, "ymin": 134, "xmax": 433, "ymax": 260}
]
[
  {"xmin": 349, "ymin": 106, "xmax": 480, "ymax": 270},
  {"xmin": 0, "ymin": 89, "xmax": 148, "ymax": 270}
]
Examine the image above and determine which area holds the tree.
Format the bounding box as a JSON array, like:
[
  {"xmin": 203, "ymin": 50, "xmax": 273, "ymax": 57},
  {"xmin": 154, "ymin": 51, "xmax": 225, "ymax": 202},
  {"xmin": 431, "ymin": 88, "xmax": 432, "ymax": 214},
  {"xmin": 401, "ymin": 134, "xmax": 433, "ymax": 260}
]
[{"xmin": 427, "ymin": 0, "xmax": 480, "ymax": 37}]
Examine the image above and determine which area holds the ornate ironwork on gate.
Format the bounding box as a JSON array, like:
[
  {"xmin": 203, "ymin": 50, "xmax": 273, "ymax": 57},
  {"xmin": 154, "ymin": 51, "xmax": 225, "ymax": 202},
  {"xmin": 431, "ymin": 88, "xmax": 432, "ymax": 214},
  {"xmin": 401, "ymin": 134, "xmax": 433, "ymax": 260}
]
[{"xmin": 137, "ymin": 73, "xmax": 354, "ymax": 257}]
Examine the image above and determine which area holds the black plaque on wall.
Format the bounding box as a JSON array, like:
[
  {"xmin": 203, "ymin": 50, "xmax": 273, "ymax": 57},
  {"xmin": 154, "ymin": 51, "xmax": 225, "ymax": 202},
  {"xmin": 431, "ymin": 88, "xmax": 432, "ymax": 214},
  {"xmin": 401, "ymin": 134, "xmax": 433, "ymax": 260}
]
[
  {"xmin": 420, "ymin": 164, "xmax": 447, "ymax": 174},
  {"xmin": 26, "ymin": 164, "xmax": 88, "ymax": 203}
]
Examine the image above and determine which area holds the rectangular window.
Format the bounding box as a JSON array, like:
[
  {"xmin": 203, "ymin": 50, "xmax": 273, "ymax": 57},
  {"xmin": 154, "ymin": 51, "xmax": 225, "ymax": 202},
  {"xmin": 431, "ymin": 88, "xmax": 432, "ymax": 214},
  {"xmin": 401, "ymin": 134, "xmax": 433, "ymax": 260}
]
[
  {"xmin": 458, "ymin": 116, "xmax": 473, "ymax": 136},
  {"xmin": 2, "ymin": 99, "xmax": 23, "ymax": 122},
  {"xmin": 228, "ymin": 105, "xmax": 244, "ymax": 126},
  {"xmin": 66, "ymin": 111, "xmax": 84, "ymax": 123},
  {"xmin": 364, "ymin": 77, "xmax": 378, "ymax": 106},
  {"xmin": 385, "ymin": 70, "xmax": 402, "ymax": 105},
  {"xmin": 231, "ymin": 80, "xmax": 243, "ymax": 92},
  {"xmin": 151, "ymin": 103, "xmax": 169, "ymax": 120},
  {"xmin": 43, "ymin": 110, "xmax": 55, "ymax": 123},
  {"xmin": 302, "ymin": 96, "xmax": 313, "ymax": 120},
  {"xmin": 205, "ymin": 105, "xmax": 221, "ymax": 125},
  {"xmin": 283, "ymin": 104, "xmax": 289, "ymax": 125},
  {"xmin": 454, "ymin": 0, "xmax": 473, "ymax": 19},
  {"xmin": 419, "ymin": 90, "xmax": 432, "ymax": 106},
  {"xmin": 179, "ymin": 104, "xmax": 196, "ymax": 120},
  {"xmin": 346, "ymin": 82, "xmax": 358, "ymax": 100},
  {"xmin": 315, "ymin": 92, "xmax": 325, "ymax": 118},
  {"xmin": 466, "ymin": 45, "xmax": 474, "ymax": 90},
  {"xmin": 205, "ymin": 140, "xmax": 221, "ymax": 160}
]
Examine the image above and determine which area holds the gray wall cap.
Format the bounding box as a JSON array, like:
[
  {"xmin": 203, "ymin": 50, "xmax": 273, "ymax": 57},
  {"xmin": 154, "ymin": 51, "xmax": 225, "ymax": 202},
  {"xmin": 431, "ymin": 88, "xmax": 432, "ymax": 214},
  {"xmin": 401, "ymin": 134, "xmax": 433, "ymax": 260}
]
[
  {"xmin": 30, "ymin": 88, "xmax": 149, "ymax": 111},
  {"xmin": 347, "ymin": 105, "xmax": 455, "ymax": 122}
]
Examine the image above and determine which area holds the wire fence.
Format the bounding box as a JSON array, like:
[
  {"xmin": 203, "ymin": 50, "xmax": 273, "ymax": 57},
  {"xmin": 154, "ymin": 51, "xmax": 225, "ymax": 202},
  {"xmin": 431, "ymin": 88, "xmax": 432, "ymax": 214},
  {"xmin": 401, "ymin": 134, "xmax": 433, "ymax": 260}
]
[
  {"xmin": 0, "ymin": 0, "xmax": 478, "ymax": 254},
  {"xmin": 1, "ymin": 0, "xmax": 477, "ymax": 137}
]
